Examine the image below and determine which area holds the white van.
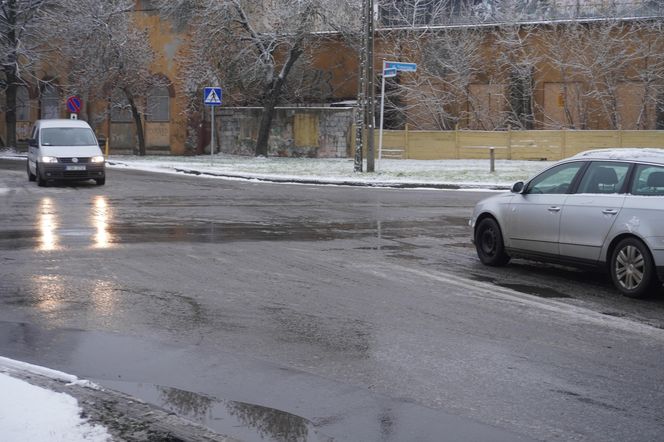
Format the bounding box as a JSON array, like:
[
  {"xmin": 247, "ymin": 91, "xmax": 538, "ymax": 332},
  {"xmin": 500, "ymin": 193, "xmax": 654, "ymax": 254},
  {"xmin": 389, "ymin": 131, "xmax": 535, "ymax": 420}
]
[{"xmin": 27, "ymin": 119, "xmax": 106, "ymax": 186}]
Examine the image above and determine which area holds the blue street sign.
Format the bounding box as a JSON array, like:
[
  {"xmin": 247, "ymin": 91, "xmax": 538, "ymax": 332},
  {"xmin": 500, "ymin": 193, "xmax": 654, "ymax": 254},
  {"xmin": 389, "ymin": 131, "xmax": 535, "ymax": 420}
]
[
  {"xmin": 385, "ymin": 62, "xmax": 417, "ymax": 72},
  {"xmin": 383, "ymin": 68, "xmax": 397, "ymax": 78},
  {"xmin": 203, "ymin": 87, "xmax": 222, "ymax": 106}
]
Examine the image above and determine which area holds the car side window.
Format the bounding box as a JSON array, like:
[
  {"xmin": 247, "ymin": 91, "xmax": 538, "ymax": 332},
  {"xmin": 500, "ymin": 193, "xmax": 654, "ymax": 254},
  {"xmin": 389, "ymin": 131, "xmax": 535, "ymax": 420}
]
[
  {"xmin": 576, "ymin": 162, "xmax": 631, "ymax": 194},
  {"xmin": 527, "ymin": 162, "xmax": 584, "ymax": 194},
  {"xmin": 631, "ymin": 165, "xmax": 664, "ymax": 196}
]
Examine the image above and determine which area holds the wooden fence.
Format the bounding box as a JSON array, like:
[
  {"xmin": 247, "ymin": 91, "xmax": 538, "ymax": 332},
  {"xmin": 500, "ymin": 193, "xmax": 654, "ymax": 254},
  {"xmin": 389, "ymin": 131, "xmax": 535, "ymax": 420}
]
[{"xmin": 354, "ymin": 127, "xmax": 664, "ymax": 161}]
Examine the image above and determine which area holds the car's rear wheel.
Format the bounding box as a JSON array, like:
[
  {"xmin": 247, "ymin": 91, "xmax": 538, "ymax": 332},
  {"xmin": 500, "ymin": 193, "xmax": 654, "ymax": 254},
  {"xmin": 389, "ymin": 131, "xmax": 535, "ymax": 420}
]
[
  {"xmin": 36, "ymin": 164, "xmax": 48, "ymax": 187},
  {"xmin": 27, "ymin": 160, "xmax": 36, "ymax": 182},
  {"xmin": 610, "ymin": 237, "xmax": 657, "ymax": 298},
  {"xmin": 475, "ymin": 217, "xmax": 510, "ymax": 266}
]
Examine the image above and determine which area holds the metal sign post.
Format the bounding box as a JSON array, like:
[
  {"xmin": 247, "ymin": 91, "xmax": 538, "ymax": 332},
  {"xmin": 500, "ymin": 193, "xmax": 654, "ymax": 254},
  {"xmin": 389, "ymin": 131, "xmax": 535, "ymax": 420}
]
[
  {"xmin": 203, "ymin": 87, "xmax": 222, "ymax": 166},
  {"xmin": 378, "ymin": 62, "xmax": 415, "ymax": 171},
  {"xmin": 378, "ymin": 64, "xmax": 397, "ymax": 171}
]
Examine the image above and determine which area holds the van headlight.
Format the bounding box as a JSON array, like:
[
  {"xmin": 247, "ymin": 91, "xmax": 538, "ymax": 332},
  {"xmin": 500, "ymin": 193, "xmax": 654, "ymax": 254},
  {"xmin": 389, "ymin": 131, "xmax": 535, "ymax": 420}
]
[
  {"xmin": 40, "ymin": 156, "xmax": 58, "ymax": 163},
  {"xmin": 90, "ymin": 156, "xmax": 105, "ymax": 163}
]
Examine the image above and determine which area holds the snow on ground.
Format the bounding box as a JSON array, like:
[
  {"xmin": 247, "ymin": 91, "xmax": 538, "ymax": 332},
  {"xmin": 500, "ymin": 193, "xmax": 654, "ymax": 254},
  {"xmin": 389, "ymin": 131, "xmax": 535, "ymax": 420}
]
[
  {"xmin": 0, "ymin": 358, "xmax": 111, "ymax": 442},
  {"xmin": 106, "ymin": 154, "xmax": 553, "ymax": 188},
  {"xmin": 0, "ymin": 148, "xmax": 553, "ymax": 188}
]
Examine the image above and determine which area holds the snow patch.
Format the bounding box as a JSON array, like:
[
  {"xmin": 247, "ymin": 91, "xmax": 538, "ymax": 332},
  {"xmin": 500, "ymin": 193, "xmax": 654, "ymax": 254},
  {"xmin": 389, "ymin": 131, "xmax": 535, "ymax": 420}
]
[{"xmin": 0, "ymin": 373, "xmax": 111, "ymax": 442}]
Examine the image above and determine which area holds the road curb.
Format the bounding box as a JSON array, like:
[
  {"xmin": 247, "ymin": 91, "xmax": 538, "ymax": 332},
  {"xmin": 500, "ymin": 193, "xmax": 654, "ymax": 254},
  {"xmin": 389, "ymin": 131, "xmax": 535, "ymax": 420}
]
[
  {"xmin": 169, "ymin": 167, "xmax": 511, "ymax": 191},
  {"xmin": 2, "ymin": 369, "xmax": 239, "ymax": 442}
]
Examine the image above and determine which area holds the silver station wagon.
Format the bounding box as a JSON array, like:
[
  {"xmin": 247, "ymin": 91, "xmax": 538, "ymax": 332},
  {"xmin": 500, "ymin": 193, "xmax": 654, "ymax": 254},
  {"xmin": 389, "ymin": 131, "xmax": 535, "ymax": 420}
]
[{"xmin": 470, "ymin": 148, "xmax": 664, "ymax": 298}]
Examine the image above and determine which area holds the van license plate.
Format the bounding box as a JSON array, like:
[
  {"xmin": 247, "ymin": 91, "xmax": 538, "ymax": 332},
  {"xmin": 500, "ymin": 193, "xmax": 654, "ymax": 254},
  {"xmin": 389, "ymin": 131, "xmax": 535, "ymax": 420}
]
[{"xmin": 66, "ymin": 165, "xmax": 86, "ymax": 171}]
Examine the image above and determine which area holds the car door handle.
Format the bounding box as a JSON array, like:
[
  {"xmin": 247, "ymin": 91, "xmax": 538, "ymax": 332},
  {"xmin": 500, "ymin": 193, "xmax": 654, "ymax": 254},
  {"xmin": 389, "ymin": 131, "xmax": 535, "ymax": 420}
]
[
  {"xmin": 548, "ymin": 206, "xmax": 561, "ymax": 212},
  {"xmin": 602, "ymin": 209, "xmax": 619, "ymax": 215}
]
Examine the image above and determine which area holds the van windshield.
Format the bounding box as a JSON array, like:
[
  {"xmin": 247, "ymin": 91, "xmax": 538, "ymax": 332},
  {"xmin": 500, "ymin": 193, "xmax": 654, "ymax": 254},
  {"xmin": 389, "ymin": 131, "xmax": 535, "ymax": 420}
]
[{"xmin": 41, "ymin": 128, "xmax": 97, "ymax": 146}]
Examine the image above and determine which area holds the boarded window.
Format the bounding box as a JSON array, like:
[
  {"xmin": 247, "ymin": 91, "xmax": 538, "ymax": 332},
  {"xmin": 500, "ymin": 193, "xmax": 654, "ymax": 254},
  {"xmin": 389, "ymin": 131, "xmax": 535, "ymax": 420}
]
[
  {"xmin": 16, "ymin": 86, "xmax": 30, "ymax": 121},
  {"xmin": 146, "ymin": 87, "xmax": 170, "ymax": 122},
  {"xmin": 111, "ymin": 92, "xmax": 133, "ymax": 122},
  {"xmin": 294, "ymin": 113, "xmax": 319, "ymax": 147},
  {"xmin": 616, "ymin": 82, "xmax": 655, "ymax": 130},
  {"xmin": 543, "ymin": 82, "xmax": 582, "ymax": 129},
  {"xmin": 40, "ymin": 84, "xmax": 60, "ymax": 119},
  {"xmin": 468, "ymin": 84, "xmax": 507, "ymax": 130}
]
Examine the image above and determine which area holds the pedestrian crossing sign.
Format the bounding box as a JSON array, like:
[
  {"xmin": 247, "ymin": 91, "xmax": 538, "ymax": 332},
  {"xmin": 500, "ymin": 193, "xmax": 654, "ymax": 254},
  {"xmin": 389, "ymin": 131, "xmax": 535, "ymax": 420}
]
[{"xmin": 204, "ymin": 87, "xmax": 222, "ymax": 106}]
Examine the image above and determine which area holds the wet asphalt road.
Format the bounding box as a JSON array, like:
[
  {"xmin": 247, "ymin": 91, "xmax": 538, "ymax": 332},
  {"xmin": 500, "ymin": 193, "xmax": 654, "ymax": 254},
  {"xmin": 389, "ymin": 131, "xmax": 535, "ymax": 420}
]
[{"xmin": 1, "ymin": 158, "xmax": 664, "ymax": 442}]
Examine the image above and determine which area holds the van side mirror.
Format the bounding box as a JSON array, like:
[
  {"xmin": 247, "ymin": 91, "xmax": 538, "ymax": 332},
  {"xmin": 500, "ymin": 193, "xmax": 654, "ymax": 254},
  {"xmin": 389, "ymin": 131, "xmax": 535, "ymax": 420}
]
[
  {"xmin": 511, "ymin": 181, "xmax": 525, "ymax": 193},
  {"xmin": 28, "ymin": 138, "xmax": 38, "ymax": 148}
]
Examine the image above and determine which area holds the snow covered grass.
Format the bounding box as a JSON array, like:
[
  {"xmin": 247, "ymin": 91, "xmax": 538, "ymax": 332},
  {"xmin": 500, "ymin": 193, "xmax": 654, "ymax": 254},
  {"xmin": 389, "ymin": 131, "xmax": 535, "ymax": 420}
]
[
  {"xmin": 1, "ymin": 147, "xmax": 554, "ymax": 188},
  {"xmin": 107, "ymin": 154, "xmax": 554, "ymax": 188}
]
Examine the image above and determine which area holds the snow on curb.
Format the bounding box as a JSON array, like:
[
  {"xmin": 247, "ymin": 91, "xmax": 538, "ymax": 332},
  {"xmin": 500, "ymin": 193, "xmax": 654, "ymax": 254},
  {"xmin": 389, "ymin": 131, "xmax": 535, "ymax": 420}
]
[{"xmin": 0, "ymin": 355, "xmax": 101, "ymax": 389}]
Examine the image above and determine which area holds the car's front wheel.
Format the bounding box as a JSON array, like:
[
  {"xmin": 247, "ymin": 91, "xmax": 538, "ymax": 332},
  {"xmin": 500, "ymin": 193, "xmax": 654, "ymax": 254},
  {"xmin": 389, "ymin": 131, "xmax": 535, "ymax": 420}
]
[
  {"xmin": 610, "ymin": 237, "xmax": 658, "ymax": 298},
  {"xmin": 475, "ymin": 217, "xmax": 510, "ymax": 266}
]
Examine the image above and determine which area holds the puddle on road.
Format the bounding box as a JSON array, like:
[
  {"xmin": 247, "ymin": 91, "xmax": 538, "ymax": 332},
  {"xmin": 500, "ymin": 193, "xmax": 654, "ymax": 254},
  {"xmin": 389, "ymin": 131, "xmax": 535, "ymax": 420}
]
[
  {"xmin": 100, "ymin": 381, "xmax": 331, "ymax": 442},
  {"xmin": 470, "ymin": 274, "xmax": 571, "ymax": 299},
  {"xmin": 499, "ymin": 283, "xmax": 571, "ymax": 299},
  {"xmin": 0, "ymin": 218, "xmax": 465, "ymax": 251}
]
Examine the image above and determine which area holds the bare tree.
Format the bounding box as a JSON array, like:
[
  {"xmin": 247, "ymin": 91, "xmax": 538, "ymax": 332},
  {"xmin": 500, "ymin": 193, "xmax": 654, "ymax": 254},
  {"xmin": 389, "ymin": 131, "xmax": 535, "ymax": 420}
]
[
  {"xmin": 0, "ymin": 0, "xmax": 52, "ymax": 148},
  {"xmin": 539, "ymin": 19, "xmax": 662, "ymax": 130},
  {"xmin": 45, "ymin": 0, "xmax": 162, "ymax": 155},
  {"xmin": 491, "ymin": 24, "xmax": 541, "ymax": 129},
  {"xmin": 386, "ymin": 27, "xmax": 485, "ymax": 130},
  {"xmin": 632, "ymin": 20, "xmax": 664, "ymax": 129},
  {"xmin": 159, "ymin": 0, "xmax": 352, "ymax": 157}
]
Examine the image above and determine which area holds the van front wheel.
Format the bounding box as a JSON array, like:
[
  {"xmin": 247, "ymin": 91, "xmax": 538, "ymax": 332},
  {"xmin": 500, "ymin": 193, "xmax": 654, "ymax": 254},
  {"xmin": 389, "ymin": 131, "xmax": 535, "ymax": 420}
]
[
  {"xmin": 36, "ymin": 164, "xmax": 48, "ymax": 187},
  {"xmin": 27, "ymin": 160, "xmax": 36, "ymax": 182}
]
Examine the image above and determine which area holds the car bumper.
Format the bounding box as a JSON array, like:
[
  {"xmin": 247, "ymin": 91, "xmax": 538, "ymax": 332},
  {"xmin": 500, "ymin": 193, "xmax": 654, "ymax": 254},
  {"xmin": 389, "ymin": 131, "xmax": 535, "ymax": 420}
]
[{"xmin": 41, "ymin": 163, "xmax": 105, "ymax": 181}]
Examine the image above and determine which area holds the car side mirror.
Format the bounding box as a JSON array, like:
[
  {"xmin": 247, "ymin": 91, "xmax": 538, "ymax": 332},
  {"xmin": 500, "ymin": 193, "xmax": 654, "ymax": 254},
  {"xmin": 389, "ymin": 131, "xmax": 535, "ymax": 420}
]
[{"xmin": 511, "ymin": 181, "xmax": 525, "ymax": 193}]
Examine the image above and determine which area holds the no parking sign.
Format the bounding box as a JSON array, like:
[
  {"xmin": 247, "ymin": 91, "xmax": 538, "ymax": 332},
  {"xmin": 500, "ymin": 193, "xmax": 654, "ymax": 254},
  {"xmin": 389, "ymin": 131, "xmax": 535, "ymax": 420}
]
[{"xmin": 66, "ymin": 96, "xmax": 82, "ymax": 114}]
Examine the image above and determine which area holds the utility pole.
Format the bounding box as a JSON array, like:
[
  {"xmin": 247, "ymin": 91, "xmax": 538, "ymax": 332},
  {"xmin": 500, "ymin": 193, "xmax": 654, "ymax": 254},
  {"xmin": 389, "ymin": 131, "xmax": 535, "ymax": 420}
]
[
  {"xmin": 366, "ymin": 0, "xmax": 375, "ymax": 172},
  {"xmin": 354, "ymin": 0, "xmax": 367, "ymax": 172},
  {"xmin": 354, "ymin": 0, "xmax": 375, "ymax": 173}
]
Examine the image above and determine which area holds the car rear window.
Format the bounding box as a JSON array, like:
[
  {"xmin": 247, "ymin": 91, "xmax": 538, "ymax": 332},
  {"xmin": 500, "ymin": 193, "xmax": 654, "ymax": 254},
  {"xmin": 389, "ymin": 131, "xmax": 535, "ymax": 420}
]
[
  {"xmin": 40, "ymin": 128, "xmax": 97, "ymax": 146},
  {"xmin": 631, "ymin": 165, "xmax": 664, "ymax": 196},
  {"xmin": 576, "ymin": 161, "xmax": 631, "ymax": 194}
]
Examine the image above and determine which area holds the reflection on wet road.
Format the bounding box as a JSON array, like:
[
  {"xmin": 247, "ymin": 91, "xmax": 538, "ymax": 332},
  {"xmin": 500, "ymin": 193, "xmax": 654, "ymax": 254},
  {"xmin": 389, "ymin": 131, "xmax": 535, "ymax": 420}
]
[
  {"xmin": 37, "ymin": 198, "xmax": 58, "ymax": 251},
  {"xmin": 92, "ymin": 195, "xmax": 113, "ymax": 248},
  {"xmin": 1, "ymin": 213, "xmax": 466, "ymax": 251},
  {"xmin": 103, "ymin": 381, "xmax": 329, "ymax": 442},
  {"xmin": 13, "ymin": 195, "xmax": 115, "ymax": 251}
]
